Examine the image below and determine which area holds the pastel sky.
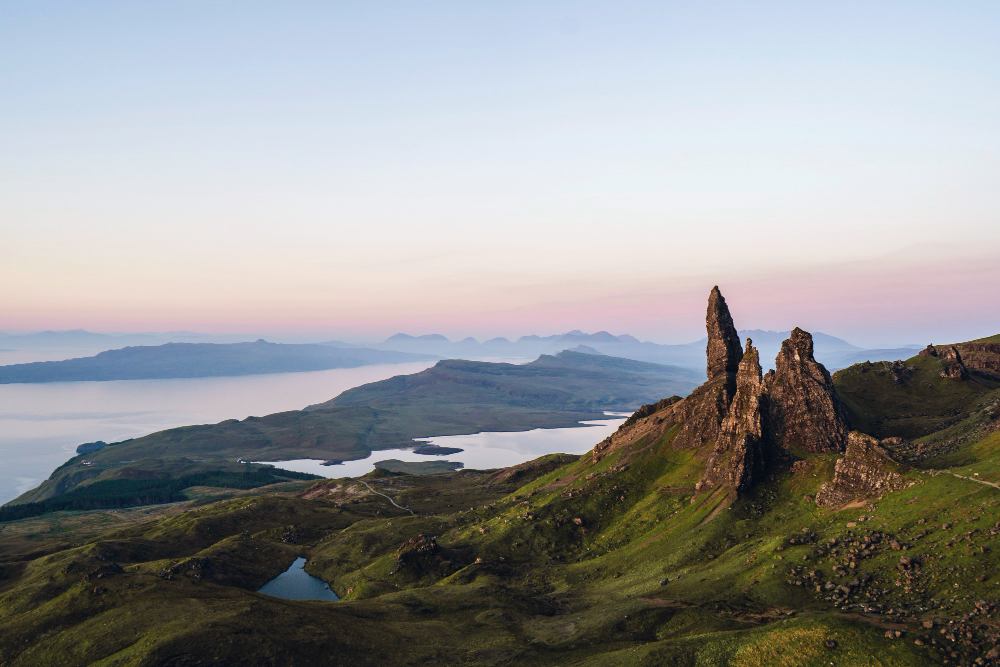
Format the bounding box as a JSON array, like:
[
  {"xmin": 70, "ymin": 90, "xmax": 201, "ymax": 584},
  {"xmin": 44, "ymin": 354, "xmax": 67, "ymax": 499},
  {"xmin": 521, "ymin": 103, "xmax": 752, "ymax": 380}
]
[{"xmin": 2, "ymin": 1, "xmax": 998, "ymax": 346}]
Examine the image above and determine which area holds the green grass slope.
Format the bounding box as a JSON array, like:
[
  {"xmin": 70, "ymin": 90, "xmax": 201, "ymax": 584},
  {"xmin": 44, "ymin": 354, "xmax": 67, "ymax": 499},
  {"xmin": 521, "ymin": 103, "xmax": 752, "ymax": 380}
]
[{"xmin": 834, "ymin": 352, "xmax": 1000, "ymax": 441}]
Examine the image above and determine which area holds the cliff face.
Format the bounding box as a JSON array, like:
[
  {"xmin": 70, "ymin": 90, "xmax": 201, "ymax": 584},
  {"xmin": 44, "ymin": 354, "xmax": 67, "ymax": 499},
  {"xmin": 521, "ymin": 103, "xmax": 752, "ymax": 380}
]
[
  {"xmin": 815, "ymin": 432, "xmax": 912, "ymax": 507},
  {"xmin": 699, "ymin": 340, "xmax": 766, "ymax": 494},
  {"xmin": 765, "ymin": 328, "xmax": 849, "ymax": 454},
  {"xmin": 920, "ymin": 342, "xmax": 982, "ymax": 381}
]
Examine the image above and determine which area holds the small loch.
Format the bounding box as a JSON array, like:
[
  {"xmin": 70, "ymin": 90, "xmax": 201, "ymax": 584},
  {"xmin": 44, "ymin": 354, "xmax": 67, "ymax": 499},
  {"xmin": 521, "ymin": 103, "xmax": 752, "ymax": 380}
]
[{"xmin": 257, "ymin": 557, "xmax": 339, "ymax": 601}]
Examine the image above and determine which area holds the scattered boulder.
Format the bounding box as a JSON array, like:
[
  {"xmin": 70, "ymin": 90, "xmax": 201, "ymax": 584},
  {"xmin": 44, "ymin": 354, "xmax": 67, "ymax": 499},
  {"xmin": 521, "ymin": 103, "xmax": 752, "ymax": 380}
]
[{"xmin": 391, "ymin": 533, "xmax": 466, "ymax": 581}]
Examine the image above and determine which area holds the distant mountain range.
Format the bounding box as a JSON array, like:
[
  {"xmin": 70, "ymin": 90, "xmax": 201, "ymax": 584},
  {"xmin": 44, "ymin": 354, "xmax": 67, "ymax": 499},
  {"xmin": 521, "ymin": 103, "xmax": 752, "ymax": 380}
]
[
  {"xmin": 0, "ymin": 328, "xmax": 923, "ymax": 378},
  {"xmin": 0, "ymin": 340, "xmax": 435, "ymax": 383},
  {"xmin": 363, "ymin": 329, "xmax": 922, "ymax": 372}
]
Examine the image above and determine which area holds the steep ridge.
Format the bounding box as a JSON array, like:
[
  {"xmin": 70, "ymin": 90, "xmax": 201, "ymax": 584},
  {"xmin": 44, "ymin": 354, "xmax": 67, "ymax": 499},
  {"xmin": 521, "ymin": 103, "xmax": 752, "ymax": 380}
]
[{"xmin": 834, "ymin": 341, "xmax": 1000, "ymax": 443}]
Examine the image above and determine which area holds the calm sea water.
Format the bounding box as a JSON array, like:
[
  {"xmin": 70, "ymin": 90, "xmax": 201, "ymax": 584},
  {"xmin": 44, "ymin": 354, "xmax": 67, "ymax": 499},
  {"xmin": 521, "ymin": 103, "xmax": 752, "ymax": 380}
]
[
  {"xmin": 259, "ymin": 414, "xmax": 629, "ymax": 478},
  {"xmin": 0, "ymin": 361, "xmax": 435, "ymax": 504}
]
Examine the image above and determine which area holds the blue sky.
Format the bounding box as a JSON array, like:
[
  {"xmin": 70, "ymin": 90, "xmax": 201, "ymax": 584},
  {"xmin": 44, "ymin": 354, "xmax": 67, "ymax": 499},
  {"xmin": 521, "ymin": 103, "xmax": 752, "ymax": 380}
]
[{"xmin": 2, "ymin": 1, "xmax": 998, "ymax": 345}]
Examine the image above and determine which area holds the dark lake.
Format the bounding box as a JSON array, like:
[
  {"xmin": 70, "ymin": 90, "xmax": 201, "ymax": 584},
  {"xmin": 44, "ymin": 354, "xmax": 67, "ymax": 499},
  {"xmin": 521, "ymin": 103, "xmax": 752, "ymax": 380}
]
[{"xmin": 257, "ymin": 557, "xmax": 339, "ymax": 601}]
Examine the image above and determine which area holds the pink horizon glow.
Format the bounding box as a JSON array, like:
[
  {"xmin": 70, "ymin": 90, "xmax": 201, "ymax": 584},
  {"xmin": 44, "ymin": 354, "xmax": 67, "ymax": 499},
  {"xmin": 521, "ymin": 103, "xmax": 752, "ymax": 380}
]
[{"xmin": 3, "ymin": 245, "xmax": 997, "ymax": 349}]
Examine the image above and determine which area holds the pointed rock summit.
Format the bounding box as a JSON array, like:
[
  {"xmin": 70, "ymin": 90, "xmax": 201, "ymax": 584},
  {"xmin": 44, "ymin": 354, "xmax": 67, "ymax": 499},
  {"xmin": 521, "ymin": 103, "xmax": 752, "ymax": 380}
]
[
  {"xmin": 706, "ymin": 286, "xmax": 743, "ymax": 380},
  {"xmin": 595, "ymin": 288, "xmax": 878, "ymax": 502},
  {"xmin": 700, "ymin": 339, "xmax": 767, "ymax": 494},
  {"xmin": 765, "ymin": 327, "xmax": 848, "ymax": 453}
]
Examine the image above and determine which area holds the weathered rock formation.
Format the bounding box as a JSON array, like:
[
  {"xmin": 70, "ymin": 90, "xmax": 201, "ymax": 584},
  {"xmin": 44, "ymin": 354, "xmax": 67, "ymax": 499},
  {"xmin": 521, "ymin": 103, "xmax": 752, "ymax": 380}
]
[
  {"xmin": 938, "ymin": 345, "xmax": 969, "ymax": 380},
  {"xmin": 590, "ymin": 377, "xmax": 728, "ymax": 461},
  {"xmin": 706, "ymin": 286, "xmax": 743, "ymax": 380},
  {"xmin": 699, "ymin": 340, "xmax": 767, "ymax": 494},
  {"xmin": 815, "ymin": 432, "xmax": 912, "ymax": 507},
  {"xmin": 596, "ymin": 288, "xmax": 902, "ymax": 502},
  {"xmin": 765, "ymin": 328, "xmax": 849, "ymax": 453}
]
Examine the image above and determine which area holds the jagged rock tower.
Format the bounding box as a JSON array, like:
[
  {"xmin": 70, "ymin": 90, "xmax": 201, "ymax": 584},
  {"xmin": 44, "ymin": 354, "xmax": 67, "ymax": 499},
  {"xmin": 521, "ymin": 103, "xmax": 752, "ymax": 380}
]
[
  {"xmin": 646, "ymin": 286, "xmax": 748, "ymax": 452},
  {"xmin": 699, "ymin": 339, "xmax": 767, "ymax": 493},
  {"xmin": 706, "ymin": 286, "xmax": 743, "ymax": 388},
  {"xmin": 698, "ymin": 291, "xmax": 851, "ymax": 496},
  {"xmin": 764, "ymin": 327, "xmax": 849, "ymax": 453},
  {"xmin": 593, "ymin": 286, "xmax": 855, "ymax": 497}
]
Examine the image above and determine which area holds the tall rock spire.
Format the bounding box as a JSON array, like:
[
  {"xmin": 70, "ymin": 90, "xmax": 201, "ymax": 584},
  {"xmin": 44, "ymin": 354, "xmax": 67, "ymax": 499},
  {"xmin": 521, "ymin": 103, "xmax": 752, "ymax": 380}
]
[
  {"xmin": 699, "ymin": 338, "xmax": 767, "ymax": 494},
  {"xmin": 706, "ymin": 286, "xmax": 743, "ymax": 380},
  {"xmin": 765, "ymin": 327, "xmax": 848, "ymax": 453}
]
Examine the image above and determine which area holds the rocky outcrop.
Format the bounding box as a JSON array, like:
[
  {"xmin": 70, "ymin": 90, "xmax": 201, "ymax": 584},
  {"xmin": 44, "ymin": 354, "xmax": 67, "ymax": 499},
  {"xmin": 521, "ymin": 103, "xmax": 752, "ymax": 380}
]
[
  {"xmin": 590, "ymin": 377, "xmax": 728, "ymax": 461},
  {"xmin": 706, "ymin": 286, "xmax": 743, "ymax": 380},
  {"xmin": 815, "ymin": 432, "xmax": 912, "ymax": 507},
  {"xmin": 954, "ymin": 341, "xmax": 1000, "ymax": 381},
  {"xmin": 765, "ymin": 328, "xmax": 848, "ymax": 453},
  {"xmin": 391, "ymin": 533, "xmax": 466, "ymax": 580},
  {"xmin": 938, "ymin": 345, "xmax": 969, "ymax": 380},
  {"xmin": 598, "ymin": 289, "xmax": 902, "ymax": 503},
  {"xmin": 699, "ymin": 340, "xmax": 767, "ymax": 494}
]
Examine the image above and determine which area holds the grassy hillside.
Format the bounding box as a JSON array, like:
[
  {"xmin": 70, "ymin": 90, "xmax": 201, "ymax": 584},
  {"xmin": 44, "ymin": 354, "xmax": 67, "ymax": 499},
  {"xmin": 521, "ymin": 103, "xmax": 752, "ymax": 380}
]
[
  {"xmin": 6, "ymin": 419, "xmax": 996, "ymax": 664},
  {"xmin": 834, "ymin": 352, "xmax": 1000, "ymax": 442}
]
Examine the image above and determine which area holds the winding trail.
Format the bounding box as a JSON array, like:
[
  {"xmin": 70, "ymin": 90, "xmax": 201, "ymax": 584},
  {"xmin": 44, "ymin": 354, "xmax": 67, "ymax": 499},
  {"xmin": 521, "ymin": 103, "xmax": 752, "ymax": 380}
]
[
  {"xmin": 922, "ymin": 469, "xmax": 1000, "ymax": 489},
  {"xmin": 942, "ymin": 471, "xmax": 1000, "ymax": 489},
  {"xmin": 358, "ymin": 480, "xmax": 416, "ymax": 515}
]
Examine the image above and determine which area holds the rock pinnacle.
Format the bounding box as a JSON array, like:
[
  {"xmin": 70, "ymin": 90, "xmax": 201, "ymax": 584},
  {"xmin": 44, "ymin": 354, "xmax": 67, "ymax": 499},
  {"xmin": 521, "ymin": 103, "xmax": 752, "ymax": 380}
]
[{"xmin": 706, "ymin": 286, "xmax": 743, "ymax": 380}]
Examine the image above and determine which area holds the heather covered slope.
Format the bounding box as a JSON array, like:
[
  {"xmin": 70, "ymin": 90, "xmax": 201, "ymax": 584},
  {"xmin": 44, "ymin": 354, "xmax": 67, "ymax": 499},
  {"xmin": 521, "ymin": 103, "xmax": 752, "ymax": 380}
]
[{"xmin": 6, "ymin": 397, "xmax": 998, "ymax": 664}]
